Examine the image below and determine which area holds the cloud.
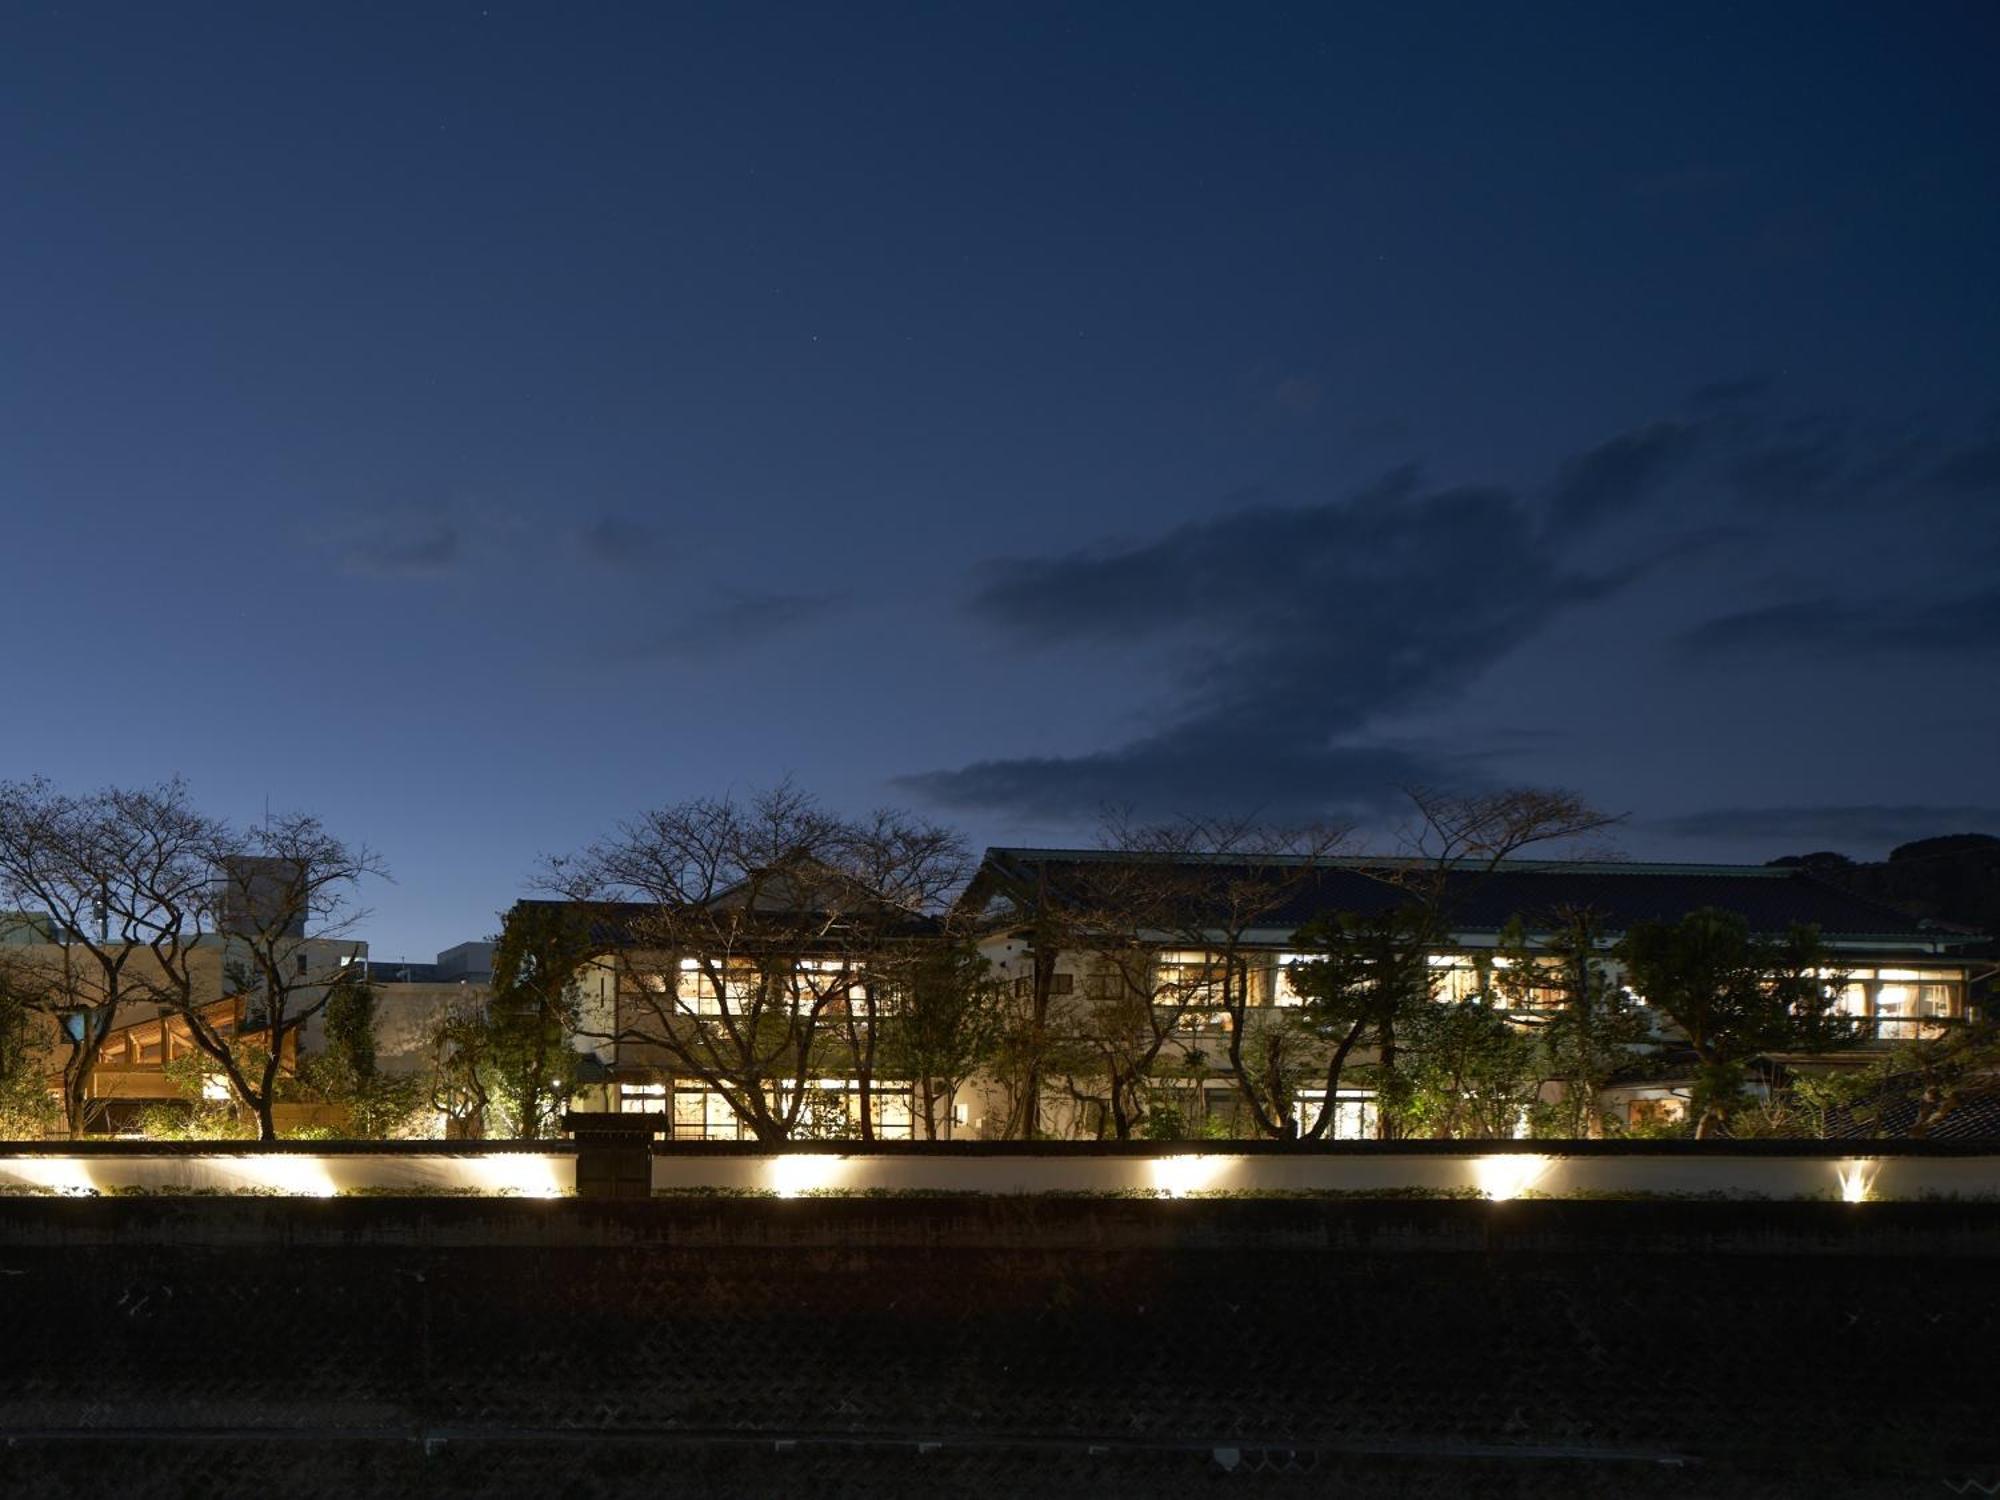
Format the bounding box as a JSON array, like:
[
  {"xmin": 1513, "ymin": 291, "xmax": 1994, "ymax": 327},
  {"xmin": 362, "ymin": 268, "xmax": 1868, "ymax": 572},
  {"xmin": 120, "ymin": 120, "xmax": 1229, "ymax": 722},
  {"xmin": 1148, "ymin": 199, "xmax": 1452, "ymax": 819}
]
[
  {"xmin": 902, "ymin": 733, "xmax": 1434, "ymax": 824},
  {"xmin": 1656, "ymin": 804, "xmax": 2000, "ymax": 851},
  {"xmin": 1544, "ymin": 421, "xmax": 1700, "ymax": 531},
  {"xmin": 577, "ymin": 514, "xmax": 658, "ymax": 568},
  {"xmin": 626, "ymin": 590, "xmax": 843, "ymax": 658},
  {"xmin": 908, "ymin": 392, "xmax": 2000, "ymax": 826},
  {"xmin": 326, "ymin": 511, "xmax": 460, "ymax": 578},
  {"xmin": 1726, "ymin": 430, "xmax": 1848, "ymax": 511},
  {"xmin": 1680, "ymin": 586, "xmax": 2000, "ymax": 656},
  {"xmin": 906, "ymin": 458, "xmax": 1639, "ymax": 822}
]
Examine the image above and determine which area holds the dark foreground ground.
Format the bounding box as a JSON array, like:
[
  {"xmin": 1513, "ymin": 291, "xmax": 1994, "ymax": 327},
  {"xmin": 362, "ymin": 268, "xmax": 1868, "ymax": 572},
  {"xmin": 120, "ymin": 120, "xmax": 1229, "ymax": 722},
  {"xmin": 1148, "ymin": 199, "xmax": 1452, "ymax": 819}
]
[{"xmin": 1, "ymin": 1194, "xmax": 1996, "ymax": 1497}]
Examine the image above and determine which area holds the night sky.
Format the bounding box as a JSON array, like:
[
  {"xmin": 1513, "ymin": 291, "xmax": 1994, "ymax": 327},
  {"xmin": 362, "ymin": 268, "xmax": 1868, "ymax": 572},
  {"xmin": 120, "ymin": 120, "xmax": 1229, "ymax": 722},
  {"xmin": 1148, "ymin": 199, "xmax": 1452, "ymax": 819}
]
[{"xmin": 4, "ymin": 2, "xmax": 1996, "ymax": 959}]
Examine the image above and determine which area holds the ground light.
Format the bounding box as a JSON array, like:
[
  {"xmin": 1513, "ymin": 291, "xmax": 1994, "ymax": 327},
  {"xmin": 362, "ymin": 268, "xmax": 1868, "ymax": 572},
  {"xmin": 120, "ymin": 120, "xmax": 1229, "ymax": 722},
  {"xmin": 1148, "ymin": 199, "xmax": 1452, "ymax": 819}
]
[
  {"xmin": 0, "ymin": 1158, "xmax": 97, "ymax": 1195},
  {"xmin": 462, "ymin": 1153, "xmax": 569, "ymax": 1198},
  {"xmin": 1837, "ymin": 1159, "xmax": 1878, "ymax": 1204},
  {"xmin": 1148, "ymin": 1155, "xmax": 1233, "ymax": 1198},
  {"xmin": 1472, "ymin": 1154, "xmax": 1554, "ymax": 1201},
  {"xmin": 222, "ymin": 1155, "xmax": 338, "ymax": 1197},
  {"xmin": 767, "ymin": 1155, "xmax": 849, "ymax": 1198}
]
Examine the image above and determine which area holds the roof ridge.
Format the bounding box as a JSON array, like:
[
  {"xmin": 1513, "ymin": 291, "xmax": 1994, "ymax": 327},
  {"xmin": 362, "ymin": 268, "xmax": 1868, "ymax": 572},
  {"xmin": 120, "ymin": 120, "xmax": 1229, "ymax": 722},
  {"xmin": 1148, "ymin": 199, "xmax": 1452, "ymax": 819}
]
[{"xmin": 984, "ymin": 847, "xmax": 1795, "ymax": 876}]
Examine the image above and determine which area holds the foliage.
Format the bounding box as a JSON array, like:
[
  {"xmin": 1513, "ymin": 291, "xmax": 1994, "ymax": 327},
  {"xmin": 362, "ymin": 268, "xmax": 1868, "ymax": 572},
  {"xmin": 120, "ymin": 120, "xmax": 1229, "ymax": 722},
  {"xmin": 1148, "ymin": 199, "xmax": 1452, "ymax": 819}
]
[
  {"xmin": 794, "ymin": 1087, "xmax": 856, "ymax": 1140},
  {"xmin": 1137, "ymin": 1103, "xmax": 1233, "ymax": 1141},
  {"xmin": 1616, "ymin": 908, "xmax": 1853, "ymax": 1137},
  {"xmin": 486, "ymin": 905, "xmax": 596, "ymax": 1139},
  {"xmin": 1491, "ymin": 909, "xmax": 1650, "ymax": 1138},
  {"xmin": 1390, "ymin": 1000, "xmax": 1542, "ymax": 1139},
  {"xmin": 135, "ymin": 1050, "xmax": 254, "ymax": 1140},
  {"xmin": 302, "ymin": 976, "xmax": 424, "ymax": 1138},
  {"xmin": 1773, "ymin": 1021, "xmax": 2000, "ymax": 1140},
  {"xmin": 427, "ymin": 996, "xmax": 496, "ymax": 1139},
  {"xmin": 876, "ymin": 936, "xmax": 1003, "ymax": 1138},
  {"xmin": 1285, "ymin": 906, "xmax": 1435, "ymax": 1139},
  {"xmin": 0, "ymin": 970, "xmax": 58, "ymax": 1139}
]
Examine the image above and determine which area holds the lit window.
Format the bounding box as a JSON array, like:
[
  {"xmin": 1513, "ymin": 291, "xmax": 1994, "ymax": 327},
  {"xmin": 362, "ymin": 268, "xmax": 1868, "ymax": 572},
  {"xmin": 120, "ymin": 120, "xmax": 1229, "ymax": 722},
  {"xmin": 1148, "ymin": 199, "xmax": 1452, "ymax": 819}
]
[
  {"xmin": 1293, "ymin": 1089, "xmax": 1376, "ymax": 1140},
  {"xmin": 674, "ymin": 959, "xmax": 757, "ymax": 1016},
  {"xmin": 1273, "ymin": 957, "xmax": 1306, "ymax": 1007},
  {"xmin": 1156, "ymin": 951, "xmax": 1231, "ymax": 1012},
  {"xmin": 1812, "ymin": 966, "xmax": 1960, "ymax": 1040},
  {"xmin": 1427, "ymin": 955, "xmax": 1483, "ymax": 1004}
]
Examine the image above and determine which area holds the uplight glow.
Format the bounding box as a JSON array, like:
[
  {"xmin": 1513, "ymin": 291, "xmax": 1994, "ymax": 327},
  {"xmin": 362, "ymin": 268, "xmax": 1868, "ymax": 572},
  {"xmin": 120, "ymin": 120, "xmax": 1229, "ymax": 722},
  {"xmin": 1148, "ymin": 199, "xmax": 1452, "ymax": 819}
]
[
  {"xmin": 1473, "ymin": 1154, "xmax": 1554, "ymax": 1201},
  {"xmin": 1149, "ymin": 1155, "xmax": 1231, "ymax": 1199},
  {"xmin": 464, "ymin": 1154, "xmax": 568, "ymax": 1198},
  {"xmin": 1836, "ymin": 1159, "xmax": 1878, "ymax": 1204},
  {"xmin": 0, "ymin": 1158, "xmax": 98, "ymax": 1196},
  {"xmin": 220, "ymin": 1155, "xmax": 338, "ymax": 1198},
  {"xmin": 767, "ymin": 1155, "xmax": 848, "ymax": 1199}
]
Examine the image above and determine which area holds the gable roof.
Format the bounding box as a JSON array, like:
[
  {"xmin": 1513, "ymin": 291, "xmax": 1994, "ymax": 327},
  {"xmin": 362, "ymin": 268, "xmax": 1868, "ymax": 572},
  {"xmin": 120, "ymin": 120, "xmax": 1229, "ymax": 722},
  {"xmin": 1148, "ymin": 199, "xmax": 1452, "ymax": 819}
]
[
  {"xmin": 966, "ymin": 847, "xmax": 1985, "ymax": 948},
  {"xmin": 508, "ymin": 896, "xmax": 942, "ymax": 950}
]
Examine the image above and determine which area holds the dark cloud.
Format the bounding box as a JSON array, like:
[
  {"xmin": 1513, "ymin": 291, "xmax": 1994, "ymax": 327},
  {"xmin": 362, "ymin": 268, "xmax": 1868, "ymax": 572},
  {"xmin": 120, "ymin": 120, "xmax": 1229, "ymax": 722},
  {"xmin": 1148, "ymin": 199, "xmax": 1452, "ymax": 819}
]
[
  {"xmin": 901, "ymin": 733, "xmax": 1434, "ymax": 824},
  {"xmin": 1680, "ymin": 586, "xmax": 2000, "ymax": 655},
  {"xmin": 577, "ymin": 514, "xmax": 658, "ymax": 567},
  {"xmin": 1723, "ymin": 413, "xmax": 1853, "ymax": 511},
  {"xmin": 626, "ymin": 590, "xmax": 843, "ymax": 658},
  {"xmin": 967, "ymin": 465, "xmax": 1424, "ymax": 647},
  {"xmin": 1544, "ymin": 421, "xmax": 1699, "ymax": 531},
  {"xmin": 1656, "ymin": 804, "xmax": 2000, "ymax": 851},
  {"xmin": 911, "ymin": 394, "xmax": 2000, "ymax": 824},
  {"xmin": 330, "ymin": 512, "xmax": 460, "ymax": 578},
  {"xmin": 907, "ymin": 457, "xmax": 1637, "ymax": 821}
]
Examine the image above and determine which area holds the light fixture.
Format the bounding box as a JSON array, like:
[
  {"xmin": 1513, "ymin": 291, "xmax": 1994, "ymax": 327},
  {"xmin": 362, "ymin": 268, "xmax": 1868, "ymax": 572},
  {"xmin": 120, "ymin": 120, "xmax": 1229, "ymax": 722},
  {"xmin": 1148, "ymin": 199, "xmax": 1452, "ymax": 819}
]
[
  {"xmin": 767, "ymin": 1155, "xmax": 846, "ymax": 1198},
  {"xmin": 1148, "ymin": 1155, "xmax": 1230, "ymax": 1199},
  {"xmin": 1836, "ymin": 1159, "xmax": 1877, "ymax": 1204},
  {"xmin": 1473, "ymin": 1154, "xmax": 1553, "ymax": 1201}
]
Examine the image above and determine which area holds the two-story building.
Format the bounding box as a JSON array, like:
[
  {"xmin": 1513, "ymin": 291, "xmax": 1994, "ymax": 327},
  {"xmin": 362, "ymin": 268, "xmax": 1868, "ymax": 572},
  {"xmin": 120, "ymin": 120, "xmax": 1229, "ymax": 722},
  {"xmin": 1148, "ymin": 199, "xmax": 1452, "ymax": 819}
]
[{"xmin": 956, "ymin": 848, "xmax": 1990, "ymax": 1138}]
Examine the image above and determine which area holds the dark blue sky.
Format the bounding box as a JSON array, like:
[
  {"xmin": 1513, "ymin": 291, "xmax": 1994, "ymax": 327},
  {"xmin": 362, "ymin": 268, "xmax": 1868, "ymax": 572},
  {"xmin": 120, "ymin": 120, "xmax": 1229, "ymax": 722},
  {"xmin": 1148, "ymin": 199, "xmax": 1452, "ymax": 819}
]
[{"xmin": 4, "ymin": 2, "xmax": 1996, "ymax": 958}]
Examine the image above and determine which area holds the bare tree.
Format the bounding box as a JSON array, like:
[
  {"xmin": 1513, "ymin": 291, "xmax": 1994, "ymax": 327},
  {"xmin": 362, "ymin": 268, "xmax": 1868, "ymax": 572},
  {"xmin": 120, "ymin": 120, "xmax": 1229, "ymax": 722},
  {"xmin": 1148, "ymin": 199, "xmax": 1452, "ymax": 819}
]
[
  {"xmin": 979, "ymin": 816, "xmax": 1348, "ymax": 1140},
  {"xmin": 0, "ymin": 779, "xmax": 215, "ymax": 1135},
  {"xmin": 832, "ymin": 808, "xmax": 972, "ymax": 1140},
  {"xmin": 548, "ymin": 785, "xmax": 966, "ymax": 1144},
  {"xmin": 131, "ymin": 812, "xmax": 382, "ymax": 1141},
  {"xmin": 1395, "ymin": 786, "xmax": 1621, "ymax": 895}
]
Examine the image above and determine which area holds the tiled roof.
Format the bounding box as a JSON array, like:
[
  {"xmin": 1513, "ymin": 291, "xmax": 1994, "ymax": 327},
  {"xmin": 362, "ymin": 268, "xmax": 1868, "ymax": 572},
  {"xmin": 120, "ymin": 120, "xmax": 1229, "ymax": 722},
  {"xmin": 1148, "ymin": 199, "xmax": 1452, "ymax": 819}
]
[
  {"xmin": 974, "ymin": 848, "xmax": 1983, "ymax": 943},
  {"xmin": 509, "ymin": 897, "xmax": 943, "ymax": 947}
]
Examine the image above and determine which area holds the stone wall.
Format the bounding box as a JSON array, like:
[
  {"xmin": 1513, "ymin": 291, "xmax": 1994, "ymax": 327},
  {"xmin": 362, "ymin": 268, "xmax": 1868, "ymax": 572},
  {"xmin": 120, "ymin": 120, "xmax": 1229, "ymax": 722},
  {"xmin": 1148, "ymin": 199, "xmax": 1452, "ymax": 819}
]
[{"xmin": 1, "ymin": 1196, "xmax": 1995, "ymax": 1496}]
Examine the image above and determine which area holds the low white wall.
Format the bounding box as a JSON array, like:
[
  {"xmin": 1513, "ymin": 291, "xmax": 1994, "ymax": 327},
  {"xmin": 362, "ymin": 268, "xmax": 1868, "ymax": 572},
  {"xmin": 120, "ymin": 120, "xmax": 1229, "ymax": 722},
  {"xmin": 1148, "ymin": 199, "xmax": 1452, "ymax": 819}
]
[
  {"xmin": 0, "ymin": 1152, "xmax": 572, "ymax": 1198},
  {"xmin": 649, "ymin": 1151, "xmax": 2000, "ymax": 1202},
  {"xmin": 2, "ymin": 1149, "xmax": 1997, "ymax": 1202}
]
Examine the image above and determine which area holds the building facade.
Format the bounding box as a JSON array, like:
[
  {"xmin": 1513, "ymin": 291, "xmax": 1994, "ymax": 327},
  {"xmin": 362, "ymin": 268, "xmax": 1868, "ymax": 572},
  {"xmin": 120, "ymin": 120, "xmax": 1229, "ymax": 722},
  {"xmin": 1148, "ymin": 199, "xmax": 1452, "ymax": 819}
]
[{"xmin": 564, "ymin": 849, "xmax": 1989, "ymax": 1141}]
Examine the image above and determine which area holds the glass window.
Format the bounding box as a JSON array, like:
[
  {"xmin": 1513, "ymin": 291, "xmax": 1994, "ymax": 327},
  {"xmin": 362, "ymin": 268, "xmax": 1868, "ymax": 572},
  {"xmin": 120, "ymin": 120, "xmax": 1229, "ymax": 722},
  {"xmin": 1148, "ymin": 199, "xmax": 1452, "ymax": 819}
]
[
  {"xmin": 675, "ymin": 958, "xmax": 757, "ymax": 1015},
  {"xmin": 1427, "ymin": 955, "xmax": 1482, "ymax": 1004},
  {"xmin": 1812, "ymin": 966, "xmax": 1961, "ymax": 1039},
  {"xmin": 1156, "ymin": 951, "xmax": 1231, "ymax": 1009},
  {"xmin": 1273, "ymin": 956, "xmax": 1309, "ymax": 1006},
  {"xmin": 619, "ymin": 1082, "xmax": 667, "ymax": 1112},
  {"xmin": 1293, "ymin": 1089, "xmax": 1377, "ymax": 1141}
]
